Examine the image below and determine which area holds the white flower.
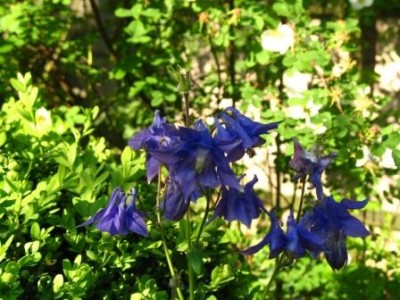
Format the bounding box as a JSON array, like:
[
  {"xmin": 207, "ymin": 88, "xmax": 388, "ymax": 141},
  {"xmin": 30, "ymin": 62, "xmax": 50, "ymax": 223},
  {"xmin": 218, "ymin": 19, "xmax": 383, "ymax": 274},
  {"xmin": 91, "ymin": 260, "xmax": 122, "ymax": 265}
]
[
  {"xmin": 35, "ymin": 107, "xmax": 52, "ymax": 135},
  {"xmin": 375, "ymin": 51, "xmax": 400, "ymax": 92},
  {"xmin": 284, "ymin": 100, "xmax": 322, "ymax": 120},
  {"xmin": 356, "ymin": 146, "xmax": 396, "ymax": 170},
  {"xmin": 282, "ymin": 70, "xmax": 312, "ymax": 97},
  {"xmin": 380, "ymin": 149, "xmax": 396, "ymax": 169},
  {"xmin": 261, "ymin": 23, "xmax": 294, "ymax": 55},
  {"xmin": 348, "ymin": 0, "xmax": 374, "ymax": 10}
]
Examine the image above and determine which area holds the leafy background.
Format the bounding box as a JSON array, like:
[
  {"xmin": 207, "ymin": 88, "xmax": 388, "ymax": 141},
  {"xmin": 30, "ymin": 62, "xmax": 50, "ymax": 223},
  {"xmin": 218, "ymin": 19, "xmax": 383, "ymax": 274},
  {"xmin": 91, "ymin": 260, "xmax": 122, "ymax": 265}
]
[{"xmin": 0, "ymin": 0, "xmax": 399, "ymax": 299}]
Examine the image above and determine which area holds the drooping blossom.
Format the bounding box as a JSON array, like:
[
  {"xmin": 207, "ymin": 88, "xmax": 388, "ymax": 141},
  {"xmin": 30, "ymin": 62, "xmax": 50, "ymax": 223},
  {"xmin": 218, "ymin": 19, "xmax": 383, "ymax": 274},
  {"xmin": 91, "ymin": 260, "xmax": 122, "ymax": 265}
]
[
  {"xmin": 289, "ymin": 138, "xmax": 336, "ymax": 200},
  {"xmin": 129, "ymin": 110, "xmax": 181, "ymax": 183},
  {"xmin": 214, "ymin": 107, "xmax": 280, "ymax": 161},
  {"xmin": 162, "ymin": 175, "xmax": 201, "ymax": 221},
  {"xmin": 211, "ymin": 176, "xmax": 267, "ymax": 228},
  {"xmin": 309, "ymin": 196, "xmax": 369, "ymax": 270},
  {"xmin": 242, "ymin": 210, "xmax": 324, "ymax": 259},
  {"xmin": 241, "ymin": 210, "xmax": 286, "ymax": 258},
  {"xmin": 79, "ymin": 188, "xmax": 148, "ymax": 236}
]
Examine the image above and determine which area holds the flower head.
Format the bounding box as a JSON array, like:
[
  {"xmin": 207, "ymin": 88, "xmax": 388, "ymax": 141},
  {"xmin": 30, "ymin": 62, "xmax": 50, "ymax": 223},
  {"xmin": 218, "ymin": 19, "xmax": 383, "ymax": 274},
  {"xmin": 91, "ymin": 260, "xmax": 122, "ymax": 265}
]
[
  {"xmin": 214, "ymin": 107, "xmax": 280, "ymax": 161},
  {"xmin": 309, "ymin": 196, "xmax": 369, "ymax": 270},
  {"xmin": 241, "ymin": 210, "xmax": 324, "ymax": 259},
  {"xmin": 241, "ymin": 210, "xmax": 286, "ymax": 258},
  {"xmin": 289, "ymin": 138, "xmax": 336, "ymax": 200},
  {"xmin": 162, "ymin": 175, "xmax": 200, "ymax": 221},
  {"xmin": 129, "ymin": 110, "xmax": 181, "ymax": 183},
  {"xmin": 349, "ymin": 0, "xmax": 374, "ymax": 10},
  {"xmin": 149, "ymin": 120, "xmax": 241, "ymax": 199},
  {"xmin": 212, "ymin": 176, "xmax": 267, "ymax": 228},
  {"xmin": 79, "ymin": 188, "xmax": 148, "ymax": 236},
  {"xmin": 284, "ymin": 211, "xmax": 325, "ymax": 259},
  {"xmin": 261, "ymin": 23, "xmax": 294, "ymax": 54}
]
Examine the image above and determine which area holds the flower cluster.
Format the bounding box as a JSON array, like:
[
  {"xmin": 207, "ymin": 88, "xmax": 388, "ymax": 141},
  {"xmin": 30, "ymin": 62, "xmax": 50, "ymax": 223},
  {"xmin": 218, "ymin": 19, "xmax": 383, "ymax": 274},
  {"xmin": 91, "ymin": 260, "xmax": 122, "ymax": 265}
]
[
  {"xmin": 243, "ymin": 139, "xmax": 369, "ymax": 270},
  {"xmin": 136, "ymin": 107, "xmax": 279, "ymax": 222},
  {"xmin": 79, "ymin": 107, "xmax": 368, "ymax": 271},
  {"xmin": 81, "ymin": 107, "xmax": 279, "ymax": 230}
]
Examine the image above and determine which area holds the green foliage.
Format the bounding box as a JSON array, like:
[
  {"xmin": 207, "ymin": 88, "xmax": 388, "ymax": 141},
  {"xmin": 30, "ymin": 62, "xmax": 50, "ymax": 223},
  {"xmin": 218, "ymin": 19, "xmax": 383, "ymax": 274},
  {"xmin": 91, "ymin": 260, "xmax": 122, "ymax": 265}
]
[{"xmin": 0, "ymin": 0, "xmax": 399, "ymax": 299}]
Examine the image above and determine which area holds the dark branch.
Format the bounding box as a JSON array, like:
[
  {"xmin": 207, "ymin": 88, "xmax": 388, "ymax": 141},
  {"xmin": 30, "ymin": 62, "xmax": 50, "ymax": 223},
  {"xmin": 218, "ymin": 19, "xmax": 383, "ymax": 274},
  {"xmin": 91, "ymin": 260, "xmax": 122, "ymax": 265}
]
[{"xmin": 89, "ymin": 0, "xmax": 117, "ymax": 59}]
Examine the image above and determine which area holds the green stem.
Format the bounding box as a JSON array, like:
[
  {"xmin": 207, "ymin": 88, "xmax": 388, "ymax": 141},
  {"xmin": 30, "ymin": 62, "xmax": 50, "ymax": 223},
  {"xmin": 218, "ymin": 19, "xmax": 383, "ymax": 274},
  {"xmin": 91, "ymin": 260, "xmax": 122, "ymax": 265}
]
[
  {"xmin": 156, "ymin": 169, "xmax": 185, "ymax": 300},
  {"xmin": 296, "ymin": 176, "xmax": 307, "ymax": 222},
  {"xmin": 261, "ymin": 255, "xmax": 284, "ymax": 299},
  {"xmin": 183, "ymin": 92, "xmax": 190, "ymax": 127},
  {"xmin": 186, "ymin": 211, "xmax": 195, "ymax": 300},
  {"xmin": 194, "ymin": 189, "xmax": 211, "ymax": 248}
]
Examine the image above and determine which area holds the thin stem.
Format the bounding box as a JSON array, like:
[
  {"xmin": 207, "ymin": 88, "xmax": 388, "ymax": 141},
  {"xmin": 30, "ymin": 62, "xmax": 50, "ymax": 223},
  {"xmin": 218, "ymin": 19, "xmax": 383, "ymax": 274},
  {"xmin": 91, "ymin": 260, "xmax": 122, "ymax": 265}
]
[
  {"xmin": 194, "ymin": 189, "xmax": 211, "ymax": 247},
  {"xmin": 275, "ymin": 135, "xmax": 282, "ymax": 210},
  {"xmin": 183, "ymin": 92, "xmax": 190, "ymax": 127},
  {"xmin": 296, "ymin": 176, "xmax": 307, "ymax": 222},
  {"xmin": 186, "ymin": 211, "xmax": 195, "ymax": 300},
  {"xmin": 156, "ymin": 169, "xmax": 185, "ymax": 300},
  {"xmin": 228, "ymin": 0, "xmax": 237, "ymax": 107},
  {"xmin": 261, "ymin": 255, "xmax": 284, "ymax": 299},
  {"xmin": 182, "ymin": 81, "xmax": 194, "ymax": 300},
  {"xmin": 208, "ymin": 36, "xmax": 222, "ymax": 98}
]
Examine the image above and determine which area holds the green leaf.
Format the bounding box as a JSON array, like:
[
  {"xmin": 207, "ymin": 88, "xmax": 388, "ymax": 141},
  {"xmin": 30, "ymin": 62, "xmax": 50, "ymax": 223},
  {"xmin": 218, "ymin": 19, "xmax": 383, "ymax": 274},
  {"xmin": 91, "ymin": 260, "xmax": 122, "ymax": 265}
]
[
  {"xmin": 209, "ymin": 264, "xmax": 234, "ymax": 290},
  {"xmin": 10, "ymin": 78, "xmax": 25, "ymax": 92},
  {"xmin": 0, "ymin": 235, "xmax": 14, "ymax": 262},
  {"xmin": 255, "ymin": 51, "xmax": 271, "ymax": 65},
  {"xmin": 53, "ymin": 274, "xmax": 64, "ymax": 293},
  {"xmin": 67, "ymin": 144, "xmax": 77, "ymax": 167},
  {"xmin": 273, "ymin": 2, "xmax": 291, "ymax": 17},
  {"xmin": 0, "ymin": 131, "xmax": 7, "ymax": 147},
  {"xmin": 392, "ymin": 149, "xmax": 400, "ymax": 167},
  {"xmin": 188, "ymin": 251, "xmax": 203, "ymax": 275},
  {"xmin": 30, "ymin": 222, "xmax": 41, "ymax": 239},
  {"xmin": 115, "ymin": 8, "xmax": 134, "ymax": 18},
  {"xmin": 86, "ymin": 250, "xmax": 97, "ymax": 261}
]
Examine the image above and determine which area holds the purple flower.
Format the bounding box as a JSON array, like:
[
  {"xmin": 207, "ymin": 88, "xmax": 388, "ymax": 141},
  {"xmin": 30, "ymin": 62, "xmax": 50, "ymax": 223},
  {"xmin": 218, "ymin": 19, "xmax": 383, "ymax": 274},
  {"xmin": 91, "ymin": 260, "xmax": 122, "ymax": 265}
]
[
  {"xmin": 289, "ymin": 138, "xmax": 336, "ymax": 200},
  {"xmin": 149, "ymin": 120, "xmax": 241, "ymax": 200},
  {"xmin": 212, "ymin": 176, "xmax": 267, "ymax": 228},
  {"xmin": 241, "ymin": 210, "xmax": 324, "ymax": 259},
  {"xmin": 284, "ymin": 211, "xmax": 325, "ymax": 259},
  {"xmin": 79, "ymin": 188, "xmax": 148, "ymax": 236},
  {"xmin": 129, "ymin": 110, "xmax": 181, "ymax": 183},
  {"xmin": 214, "ymin": 107, "xmax": 280, "ymax": 161},
  {"xmin": 162, "ymin": 175, "xmax": 201, "ymax": 221},
  {"xmin": 309, "ymin": 196, "xmax": 369, "ymax": 270},
  {"xmin": 213, "ymin": 115, "xmax": 244, "ymax": 162},
  {"xmin": 241, "ymin": 210, "xmax": 286, "ymax": 258}
]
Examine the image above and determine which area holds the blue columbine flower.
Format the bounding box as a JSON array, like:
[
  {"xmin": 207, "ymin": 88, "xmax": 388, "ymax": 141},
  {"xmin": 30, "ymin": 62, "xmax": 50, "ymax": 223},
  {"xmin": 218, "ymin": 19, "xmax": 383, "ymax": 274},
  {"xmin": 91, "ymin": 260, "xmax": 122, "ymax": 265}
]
[
  {"xmin": 129, "ymin": 110, "xmax": 181, "ymax": 183},
  {"xmin": 241, "ymin": 210, "xmax": 324, "ymax": 259},
  {"xmin": 241, "ymin": 210, "xmax": 286, "ymax": 258},
  {"xmin": 149, "ymin": 120, "xmax": 241, "ymax": 200},
  {"xmin": 284, "ymin": 211, "xmax": 325, "ymax": 259},
  {"xmin": 162, "ymin": 175, "xmax": 201, "ymax": 221},
  {"xmin": 212, "ymin": 175, "xmax": 267, "ymax": 228},
  {"xmin": 214, "ymin": 107, "xmax": 280, "ymax": 161},
  {"xmin": 289, "ymin": 138, "xmax": 336, "ymax": 200},
  {"xmin": 213, "ymin": 115, "xmax": 244, "ymax": 162},
  {"xmin": 309, "ymin": 196, "xmax": 369, "ymax": 270},
  {"xmin": 79, "ymin": 188, "xmax": 148, "ymax": 236}
]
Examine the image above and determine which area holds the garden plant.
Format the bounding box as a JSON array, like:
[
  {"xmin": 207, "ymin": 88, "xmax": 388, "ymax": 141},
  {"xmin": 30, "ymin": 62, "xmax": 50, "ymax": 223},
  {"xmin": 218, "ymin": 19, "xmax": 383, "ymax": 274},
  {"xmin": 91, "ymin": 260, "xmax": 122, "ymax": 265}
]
[{"xmin": 0, "ymin": 0, "xmax": 400, "ymax": 299}]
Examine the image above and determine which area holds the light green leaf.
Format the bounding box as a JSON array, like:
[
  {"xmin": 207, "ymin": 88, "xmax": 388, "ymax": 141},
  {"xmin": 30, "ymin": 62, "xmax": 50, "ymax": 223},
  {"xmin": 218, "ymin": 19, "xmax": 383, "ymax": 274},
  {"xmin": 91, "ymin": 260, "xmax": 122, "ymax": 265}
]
[{"xmin": 53, "ymin": 274, "xmax": 64, "ymax": 293}]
